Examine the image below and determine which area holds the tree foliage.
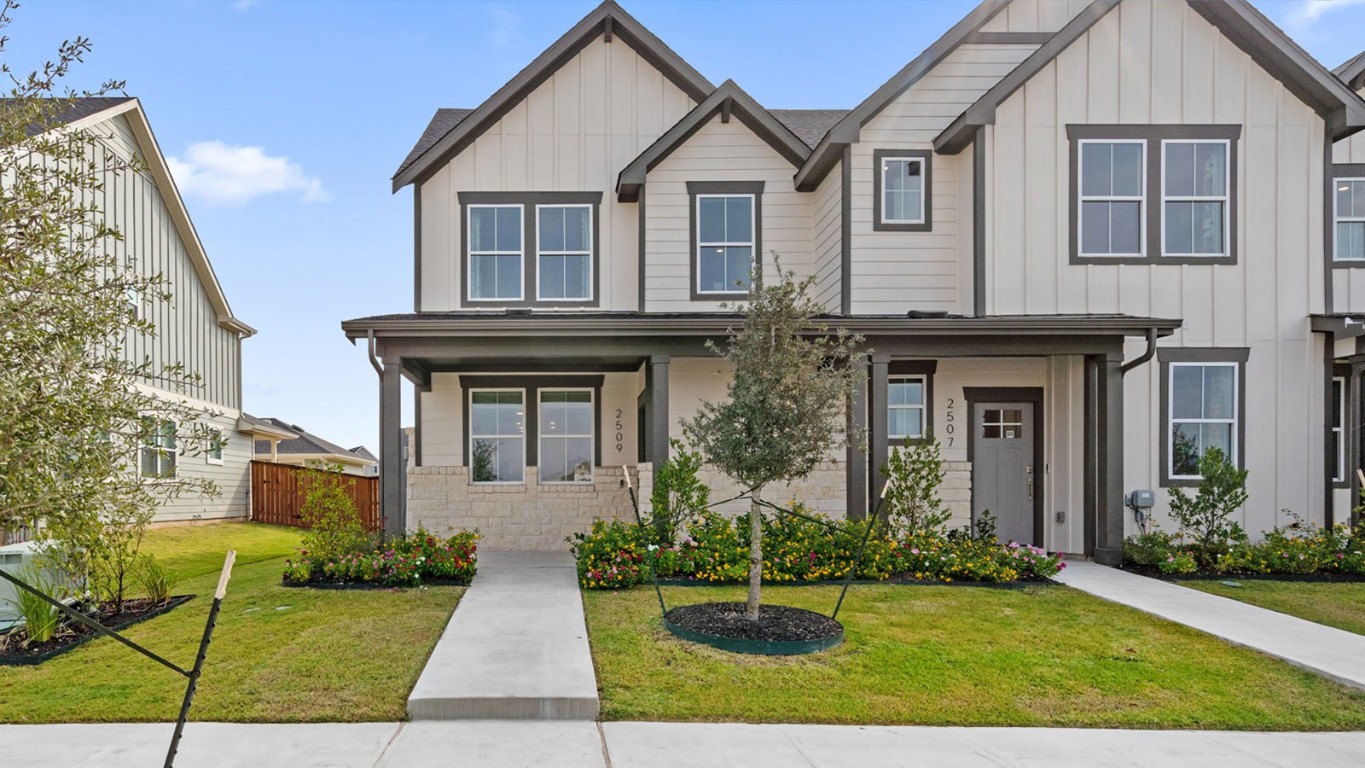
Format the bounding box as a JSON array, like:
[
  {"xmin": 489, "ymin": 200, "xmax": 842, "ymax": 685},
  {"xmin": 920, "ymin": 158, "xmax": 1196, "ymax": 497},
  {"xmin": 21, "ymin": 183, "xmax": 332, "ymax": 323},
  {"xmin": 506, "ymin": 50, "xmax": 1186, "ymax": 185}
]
[
  {"xmin": 882, "ymin": 436, "xmax": 951, "ymax": 534},
  {"xmin": 0, "ymin": 1, "xmax": 217, "ymax": 605},
  {"xmin": 1167, "ymin": 447, "xmax": 1248, "ymax": 567},
  {"xmin": 683, "ymin": 260, "xmax": 865, "ymax": 619}
]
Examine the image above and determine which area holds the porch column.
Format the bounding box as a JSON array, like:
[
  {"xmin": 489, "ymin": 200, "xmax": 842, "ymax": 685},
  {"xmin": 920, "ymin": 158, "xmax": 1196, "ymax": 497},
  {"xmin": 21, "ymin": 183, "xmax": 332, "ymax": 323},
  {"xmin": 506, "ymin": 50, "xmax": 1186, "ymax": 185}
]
[
  {"xmin": 649, "ymin": 354, "xmax": 670, "ymax": 465},
  {"xmin": 869, "ymin": 354, "xmax": 890, "ymax": 506},
  {"xmin": 1094, "ymin": 352, "xmax": 1125, "ymax": 565},
  {"xmin": 846, "ymin": 354, "xmax": 869, "ymax": 520},
  {"xmin": 380, "ymin": 357, "xmax": 404, "ymax": 539}
]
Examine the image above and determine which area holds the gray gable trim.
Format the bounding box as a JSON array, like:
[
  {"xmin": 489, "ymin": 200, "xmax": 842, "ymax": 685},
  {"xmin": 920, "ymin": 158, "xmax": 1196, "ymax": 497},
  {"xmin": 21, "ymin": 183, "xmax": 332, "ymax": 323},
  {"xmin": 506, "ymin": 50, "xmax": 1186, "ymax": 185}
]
[
  {"xmin": 935, "ymin": 0, "xmax": 1121, "ymax": 155},
  {"xmin": 1338, "ymin": 50, "xmax": 1365, "ymax": 92},
  {"xmin": 392, "ymin": 1, "xmax": 714, "ymax": 192},
  {"xmin": 792, "ymin": 0, "xmax": 1011, "ymax": 192},
  {"xmin": 617, "ymin": 80, "xmax": 809, "ymax": 203},
  {"xmin": 1187, "ymin": 0, "xmax": 1365, "ymax": 138}
]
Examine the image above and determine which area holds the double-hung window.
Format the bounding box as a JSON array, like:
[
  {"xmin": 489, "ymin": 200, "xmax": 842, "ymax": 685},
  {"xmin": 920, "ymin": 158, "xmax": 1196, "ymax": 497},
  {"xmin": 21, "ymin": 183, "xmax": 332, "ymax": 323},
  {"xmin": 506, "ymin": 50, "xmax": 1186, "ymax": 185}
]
[
  {"xmin": 695, "ymin": 192, "xmax": 755, "ymax": 296},
  {"xmin": 1336, "ymin": 178, "xmax": 1365, "ymax": 262},
  {"xmin": 1162, "ymin": 140, "xmax": 1230, "ymax": 257},
  {"xmin": 1079, "ymin": 140, "xmax": 1144, "ymax": 256},
  {"xmin": 537, "ymin": 205, "xmax": 592, "ymax": 301},
  {"xmin": 468, "ymin": 205, "xmax": 523, "ymax": 301},
  {"xmin": 206, "ymin": 431, "xmax": 225, "ymax": 464},
  {"xmin": 469, "ymin": 390, "xmax": 525, "ymax": 483},
  {"xmin": 887, "ymin": 377, "xmax": 927, "ymax": 440},
  {"xmin": 539, "ymin": 390, "xmax": 594, "ymax": 483},
  {"xmin": 1168, "ymin": 362, "xmax": 1238, "ymax": 480},
  {"xmin": 140, "ymin": 418, "xmax": 177, "ymax": 479}
]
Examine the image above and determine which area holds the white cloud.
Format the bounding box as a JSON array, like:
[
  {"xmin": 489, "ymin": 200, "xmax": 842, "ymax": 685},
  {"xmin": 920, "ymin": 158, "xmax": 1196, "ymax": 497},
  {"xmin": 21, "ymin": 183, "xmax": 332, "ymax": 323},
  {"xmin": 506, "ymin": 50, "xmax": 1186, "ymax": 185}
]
[
  {"xmin": 168, "ymin": 141, "xmax": 330, "ymax": 205},
  {"xmin": 1285, "ymin": 0, "xmax": 1365, "ymax": 28}
]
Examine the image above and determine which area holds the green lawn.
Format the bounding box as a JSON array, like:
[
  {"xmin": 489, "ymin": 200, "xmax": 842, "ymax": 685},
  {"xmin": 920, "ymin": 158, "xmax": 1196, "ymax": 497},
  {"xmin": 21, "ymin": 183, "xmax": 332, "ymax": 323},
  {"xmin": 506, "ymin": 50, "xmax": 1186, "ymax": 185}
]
[
  {"xmin": 1177, "ymin": 579, "xmax": 1365, "ymax": 636},
  {"xmin": 0, "ymin": 522, "xmax": 462, "ymax": 723},
  {"xmin": 585, "ymin": 584, "xmax": 1365, "ymax": 729}
]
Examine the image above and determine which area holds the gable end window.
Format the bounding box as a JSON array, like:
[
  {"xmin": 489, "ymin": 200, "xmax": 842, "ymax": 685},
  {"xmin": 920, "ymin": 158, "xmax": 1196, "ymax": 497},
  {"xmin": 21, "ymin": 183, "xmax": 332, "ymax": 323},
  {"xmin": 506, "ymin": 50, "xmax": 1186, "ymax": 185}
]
[
  {"xmin": 1068, "ymin": 125, "xmax": 1239, "ymax": 265},
  {"xmin": 1335, "ymin": 177, "xmax": 1365, "ymax": 263},
  {"xmin": 688, "ymin": 181, "xmax": 763, "ymax": 299},
  {"xmin": 1157, "ymin": 348, "xmax": 1248, "ymax": 487},
  {"xmin": 873, "ymin": 149, "xmax": 933, "ymax": 232},
  {"xmin": 458, "ymin": 192, "xmax": 602, "ymax": 307}
]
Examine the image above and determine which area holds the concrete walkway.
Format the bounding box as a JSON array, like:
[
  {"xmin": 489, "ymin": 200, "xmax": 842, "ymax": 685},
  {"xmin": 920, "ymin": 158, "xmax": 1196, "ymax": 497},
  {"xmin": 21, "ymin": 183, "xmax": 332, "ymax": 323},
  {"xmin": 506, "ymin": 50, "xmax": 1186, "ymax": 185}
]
[
  {"xmin": 1055, "ymin": 561, "xmax": 1365, "ymax": 690},
  {"xmin": 5, "ymin": 722, "xmax": 1365, "ymax": 767},
  {"xmin": 406, "ymin": 550, "xmax": 599, "ymax": 720}
]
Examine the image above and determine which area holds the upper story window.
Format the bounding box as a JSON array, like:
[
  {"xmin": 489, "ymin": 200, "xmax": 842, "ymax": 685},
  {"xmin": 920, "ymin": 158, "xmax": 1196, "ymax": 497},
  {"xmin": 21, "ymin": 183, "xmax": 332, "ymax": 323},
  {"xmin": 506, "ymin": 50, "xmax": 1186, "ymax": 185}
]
[
  {"xmin": 468, "ymin": 205, "xmax": 523, "ymax": 301},
  {"xmin": 1068, "ymin": 125, "xmax": 1239, "ymax": 266},
  {"xmin": 536, "ymin": 205, "xmax": 592, "ymax": 301},
  {"xmin": 1336, "ymin": 178, "xmax": 1365, "ymax": 263},
  {"xmin": 688, "ymin": 181, "xmax": 763, "ymax": 299},
  {"xmin": 1079, "ymin": 140, "xmax": 1144, "ymax": 257},
  {"xmin": 874, "ymin": 149, "xmax": 932, "ymax": 232},
  {"xmin": 459, "ymin": 192, "xmax": 602, "ymax": 307},
  {"xmin": 1162, "ymin": 140, "xmax": 1230, "ymax": 257}
]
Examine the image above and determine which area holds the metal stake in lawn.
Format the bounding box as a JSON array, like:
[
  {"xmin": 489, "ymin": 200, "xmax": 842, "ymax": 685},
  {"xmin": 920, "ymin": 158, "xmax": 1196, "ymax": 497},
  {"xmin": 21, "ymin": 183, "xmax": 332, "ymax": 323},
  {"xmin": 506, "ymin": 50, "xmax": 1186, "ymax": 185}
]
[{"xmin": 0, "ymin": 550, "xmax": 235, "ymax": 766}]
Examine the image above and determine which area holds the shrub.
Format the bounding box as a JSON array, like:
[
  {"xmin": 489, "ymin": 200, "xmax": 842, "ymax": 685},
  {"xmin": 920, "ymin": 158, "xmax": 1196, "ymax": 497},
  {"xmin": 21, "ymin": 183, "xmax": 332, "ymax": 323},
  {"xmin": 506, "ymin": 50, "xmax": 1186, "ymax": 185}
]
[
  {"xmin": 647, "ymin": 440, "xmax": 710, "ymax": 544},
  {"xmin": 1157, "ymin": 550, "xmax": 1198, "ymax": 575},
  {"xmin": 882, "ymin": 437, "xmax": 951, "ymax": 534},
  {"xmin": 567, "ymin": 519, "xmax": 646, "ymax": 589},
  {"xmin": 1167, "ymin": 448, "xmax": 1248, "ymax": 567},
  {"xmin": 136, "ymin": 554, "xmax": 177, "ymax": 605},
  {"xmin": 1123, "ymin": 528, "xmax": 1182, "ymax": 567},
  {"xmin": 299, "ymin": 464, "xmax": 372, "ymax": 562},
  {"xmin": 283, "ymin": 528, "xmax": 478, "ymax": 587},
  {"xmin": 5, "ymin": 567, "xmax": 62, "ymax": 645}
]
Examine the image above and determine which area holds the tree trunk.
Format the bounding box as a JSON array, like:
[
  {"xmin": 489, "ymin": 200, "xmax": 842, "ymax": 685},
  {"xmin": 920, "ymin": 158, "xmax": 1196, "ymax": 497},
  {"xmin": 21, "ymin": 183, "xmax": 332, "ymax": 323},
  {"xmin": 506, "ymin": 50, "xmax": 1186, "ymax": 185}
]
[{"xmin": 746, "ymin": 488, "xmax": 763, "ymax": 621}]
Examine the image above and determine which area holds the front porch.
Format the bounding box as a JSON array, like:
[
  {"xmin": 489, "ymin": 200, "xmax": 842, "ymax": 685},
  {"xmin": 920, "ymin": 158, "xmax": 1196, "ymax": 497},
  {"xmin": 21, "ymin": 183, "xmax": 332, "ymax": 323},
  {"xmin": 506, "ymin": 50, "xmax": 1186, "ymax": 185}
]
[{"xmin": 342, "ymin": 312, "xmax": 1177, "ymax": 563}]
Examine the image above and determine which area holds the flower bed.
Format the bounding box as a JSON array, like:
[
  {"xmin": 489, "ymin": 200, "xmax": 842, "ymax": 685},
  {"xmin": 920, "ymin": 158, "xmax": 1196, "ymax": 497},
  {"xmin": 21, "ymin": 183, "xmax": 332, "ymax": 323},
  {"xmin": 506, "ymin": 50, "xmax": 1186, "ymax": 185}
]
[
  {"xmin": 1124, "ymin": 520, "xmax": 1365, "ymax": 578},
  {"xmin": 282, "ymin": 529, "xmax": 478, "ymax": 587},
  {"xmin": 0, "ymin": 594, "xmax": 193, "ymax": 666},
  {"xmin": 568, "ymin": 510, "xmax": 1065, "ymax": 590}
]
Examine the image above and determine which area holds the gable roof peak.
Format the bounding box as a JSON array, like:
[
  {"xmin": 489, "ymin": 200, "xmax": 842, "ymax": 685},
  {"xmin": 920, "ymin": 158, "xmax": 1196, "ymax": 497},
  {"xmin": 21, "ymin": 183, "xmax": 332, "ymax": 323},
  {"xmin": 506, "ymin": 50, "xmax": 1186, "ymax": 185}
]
[{"xmin": 392, "ymin": 0, "xmax": 713, "ymax": 191}]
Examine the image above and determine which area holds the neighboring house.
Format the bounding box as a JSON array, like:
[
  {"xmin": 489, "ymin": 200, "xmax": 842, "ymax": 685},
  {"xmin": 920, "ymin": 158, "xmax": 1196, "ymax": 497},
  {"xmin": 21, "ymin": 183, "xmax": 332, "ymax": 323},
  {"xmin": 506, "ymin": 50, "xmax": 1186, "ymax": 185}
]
[
  {"xmin": 56, "ymin": 98, "xmax": 257, "ymax": 523},
  {"xmin": 343, "ymin": 0, "xmax": 1365, "ymax": 557},
  {"xmin": 249, "ymin": 416, "xmax": 379, "ymax": 476}
]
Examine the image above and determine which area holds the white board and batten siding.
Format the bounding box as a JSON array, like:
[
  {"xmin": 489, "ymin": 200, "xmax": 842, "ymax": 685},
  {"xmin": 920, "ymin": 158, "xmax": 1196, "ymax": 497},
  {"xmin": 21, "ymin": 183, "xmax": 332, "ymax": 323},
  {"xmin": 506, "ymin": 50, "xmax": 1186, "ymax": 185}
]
[
  {"xmin": 96, "ymin": 113, "xmax": 249, "ymax": 521},
  {"xmin": 978, "ymin": 0, "xmax": 1093, "ymax": 34},
  {"xmin": 983, "ymin": 0, "xmax": 1327, "ymax": 532},
  {"xmin": 418, "ymin": 37, "xmax": 695, "ymax": 312},
  {"xmin": 847, "ymin": 41, "xmax": 1039, "ymax": 315},
  {"xmin": 642, "ymin": 118, "xmax": 813, "ymax": 312},
  {"xmin": 1331, "ymin": 87, "xmax": 1365, "ymax": 313}
]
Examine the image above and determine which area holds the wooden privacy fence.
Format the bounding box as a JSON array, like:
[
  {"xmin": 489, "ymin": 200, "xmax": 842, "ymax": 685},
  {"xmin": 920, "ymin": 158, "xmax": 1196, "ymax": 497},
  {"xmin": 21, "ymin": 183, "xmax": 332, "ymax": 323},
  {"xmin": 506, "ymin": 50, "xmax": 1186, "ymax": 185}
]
[{"xmin": 250, "ymin": 461, "xmax": 381, "ymax": 532}]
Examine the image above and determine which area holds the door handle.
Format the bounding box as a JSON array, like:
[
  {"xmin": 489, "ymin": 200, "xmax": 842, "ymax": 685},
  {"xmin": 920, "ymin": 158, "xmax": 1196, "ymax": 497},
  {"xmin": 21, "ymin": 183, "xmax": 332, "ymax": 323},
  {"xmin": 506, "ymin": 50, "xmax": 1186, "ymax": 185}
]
[
  {"xmin": 1025, "ymin": 464, "xmax": 1034, "ymax": 502},
  {"xmin": 1026, "ymin": 477, "xmax": 1034, "ymax": 502}
]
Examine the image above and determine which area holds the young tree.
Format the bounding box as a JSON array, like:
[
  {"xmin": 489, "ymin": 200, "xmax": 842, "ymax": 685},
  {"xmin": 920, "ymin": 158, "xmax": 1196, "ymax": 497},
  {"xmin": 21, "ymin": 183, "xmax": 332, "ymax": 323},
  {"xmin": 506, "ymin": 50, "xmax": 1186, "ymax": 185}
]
[
  {"xmin": 683, "ymin": 261, "xmax": 865, "ymax": 621},
  {"xmin": 0, "ymin": 2, "xmax": 217, "ymax": 605}
]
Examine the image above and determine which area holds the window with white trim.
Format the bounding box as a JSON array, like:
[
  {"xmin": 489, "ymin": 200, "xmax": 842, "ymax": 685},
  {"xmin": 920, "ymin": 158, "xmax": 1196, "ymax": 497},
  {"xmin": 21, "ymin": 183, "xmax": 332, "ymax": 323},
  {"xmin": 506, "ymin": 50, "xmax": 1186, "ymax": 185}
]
[
  {"xmin": 887, "ymin": 377, "xmax": 926, "ymax": 440},
  {"xmin": 1333, "ymin": 376, "xmax": 1346, "ymax": 484},
  {"xmin": 140, "ymin": 418, "xmax": 177, "ymax": 479},
  {"xmin": 469, "ymin": 390, "xmax": 525, "ymax": 483},
  {"xmin": 206, "ymin": 431, "xmax": 225, "ymax": 464},
  {"xmin": 536, "ymin": 205, "xmax": 592, "ymax": 300},
  {"xmin": 1168, "ymin": 362, "xmax": 1237, "ymax": 479},
  {"xmin": 539, "ymin": 389, "xmax": 594, "ymax": 483},
  {"xmin": 1336, "ymin": 178, "xmax": 1365, "ymax": 262},
  {"xmin": 468, "ymin": 205, "xmax": 523, "ymax": 301},
  {"xmin": 696, "ymin": 195, "xmax": 754, "ymax": 294},
  {"xmin": 880, "ymin": 156, "xmax": 925, "ymax": 225},
  {"xmin": 1162, "ymin": 140, "xmax": 1229, "ymax": 257},
  {"xmin": 1079, "ymin": 140, "xmax": 1144, "ymax": 256}
]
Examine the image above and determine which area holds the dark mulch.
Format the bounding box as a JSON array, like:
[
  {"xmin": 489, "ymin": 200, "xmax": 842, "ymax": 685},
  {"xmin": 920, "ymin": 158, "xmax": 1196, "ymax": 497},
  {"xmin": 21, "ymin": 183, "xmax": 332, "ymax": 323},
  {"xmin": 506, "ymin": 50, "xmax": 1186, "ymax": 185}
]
[
  {"xmin": 1119, "ymin": 563, "xmax": 1365, "ymax": 583},
  {"xmin": 0, "ymin": 595, "xmax": 193, "ymax": 666},
  {"xmin": 665, "ymin": 602, "xmax": 842, "ymax": 642},
  {"xmin": 281, "ymin": 578, "xmax": 471, "ymax": 590}
]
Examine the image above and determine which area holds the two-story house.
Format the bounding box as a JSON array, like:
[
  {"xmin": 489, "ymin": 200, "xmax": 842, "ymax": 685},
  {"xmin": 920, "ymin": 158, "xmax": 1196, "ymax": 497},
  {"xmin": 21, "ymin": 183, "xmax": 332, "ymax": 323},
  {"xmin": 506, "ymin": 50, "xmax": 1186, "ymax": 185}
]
[
  {"xmin": 61, "ymin": 98, "xmax": 261, "ymax": 523},
  {"xmin": 343, "ymin": 0, "xmax": 1365, "ymax": 559}
]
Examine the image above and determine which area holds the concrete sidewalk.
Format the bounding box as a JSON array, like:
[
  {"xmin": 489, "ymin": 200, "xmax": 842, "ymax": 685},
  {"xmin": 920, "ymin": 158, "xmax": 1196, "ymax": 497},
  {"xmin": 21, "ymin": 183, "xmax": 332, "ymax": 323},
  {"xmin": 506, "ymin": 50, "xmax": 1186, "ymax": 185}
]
[
  {"xmin": 405, "ymin": 550, "xmax": 599, "ymax": 720},
  {"xmin": 1055, "ymin": 561, "xmax": 1365, "ymax": 690},
  {"xmin": 5, "ymin": 721, "xmax": 1365, "ymax": 767}
]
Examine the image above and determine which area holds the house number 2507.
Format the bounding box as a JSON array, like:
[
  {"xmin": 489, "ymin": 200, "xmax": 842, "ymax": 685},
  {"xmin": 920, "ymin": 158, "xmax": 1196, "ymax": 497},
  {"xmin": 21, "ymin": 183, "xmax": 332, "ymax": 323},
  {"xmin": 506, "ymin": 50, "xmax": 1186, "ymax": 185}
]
[
  {"xmin": 943, "ymin": 398, "xmax": 955, "ymax": 447},
  {"xmin": 614, "ymin": 409, "xmax": 624, "ymax": 453}
]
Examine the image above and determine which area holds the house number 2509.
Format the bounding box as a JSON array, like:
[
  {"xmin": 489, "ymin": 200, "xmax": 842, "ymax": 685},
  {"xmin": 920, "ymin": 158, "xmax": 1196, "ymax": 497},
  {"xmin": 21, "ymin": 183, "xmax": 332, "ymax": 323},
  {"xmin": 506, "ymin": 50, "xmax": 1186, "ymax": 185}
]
[{"xmin": 614, "ymin": 409, "xmax": 624, "ymax": 453}]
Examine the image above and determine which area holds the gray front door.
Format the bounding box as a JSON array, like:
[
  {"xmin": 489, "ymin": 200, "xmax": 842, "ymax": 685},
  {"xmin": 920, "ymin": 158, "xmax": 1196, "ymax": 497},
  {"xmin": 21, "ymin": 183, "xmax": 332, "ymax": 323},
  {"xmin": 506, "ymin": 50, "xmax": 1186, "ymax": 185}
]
[{"xmin": 972, "ymin": 402, "xmax": 1035, "ymax": 546}]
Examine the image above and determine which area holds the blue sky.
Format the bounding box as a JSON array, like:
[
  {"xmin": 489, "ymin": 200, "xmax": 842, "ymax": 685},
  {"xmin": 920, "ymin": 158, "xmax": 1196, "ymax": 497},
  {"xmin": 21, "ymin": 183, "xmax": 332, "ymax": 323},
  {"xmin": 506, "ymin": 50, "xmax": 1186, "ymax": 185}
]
[{"xmin": 7, "ymin": 0, "xmax": 1365, "ymax": 452}]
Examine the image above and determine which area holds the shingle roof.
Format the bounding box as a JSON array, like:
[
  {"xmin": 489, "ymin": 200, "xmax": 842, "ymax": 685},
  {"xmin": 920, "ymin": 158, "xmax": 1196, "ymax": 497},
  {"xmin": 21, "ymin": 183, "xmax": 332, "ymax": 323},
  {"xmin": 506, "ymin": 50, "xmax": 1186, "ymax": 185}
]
[
  {"xmin": 770, "ymin": 109, "xmax": 850, "ymax": 148},
  {"xmin": 350, "ymin": 446, "xmax": 378, "ymax": 463},
  {"xmin": 1337, "ymin": 50, "xmax": 1365, "ymax": 91},
  {"xmin": 255, "ymin": 417, "xmax": 373, "ymax": 462},
  {"xmin": 395, "ymin": 108, "xmax": 474, "ymax": 180}
]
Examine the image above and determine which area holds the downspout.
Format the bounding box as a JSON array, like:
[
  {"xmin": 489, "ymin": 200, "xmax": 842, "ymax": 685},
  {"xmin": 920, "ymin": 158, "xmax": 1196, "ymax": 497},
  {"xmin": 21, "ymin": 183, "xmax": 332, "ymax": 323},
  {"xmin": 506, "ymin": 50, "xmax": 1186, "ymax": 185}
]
[
  {"xmin": 367, "ymin": 330, "xmax": 384, "ymax": 377},
  {"xmin": 1119, "ymin": 328, "xmax": 1159, "ymax": 376}
]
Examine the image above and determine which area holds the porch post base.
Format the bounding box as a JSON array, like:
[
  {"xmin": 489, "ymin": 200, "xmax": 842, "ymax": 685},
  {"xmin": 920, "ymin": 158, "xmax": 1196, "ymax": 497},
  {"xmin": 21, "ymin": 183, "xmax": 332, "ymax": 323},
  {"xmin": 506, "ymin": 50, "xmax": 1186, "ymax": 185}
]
[{"xmin": 1092, "ymin": 546, "xmax": 1123, "ymax": 566}]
